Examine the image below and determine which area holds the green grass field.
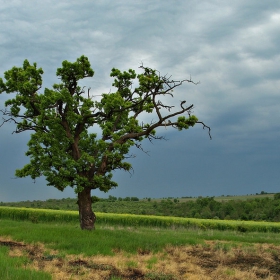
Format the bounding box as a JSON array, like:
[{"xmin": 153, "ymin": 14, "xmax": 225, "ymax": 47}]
[
  {"xmin": 1, "ymin": 206, "xmax": 280, "ymax": 279},
  {"xmin": 0, "ymin": 245, "xmax": 51, "ymax": 280},
  {"xmin": 1, "ymin": 218, "xmax": 280, "ymax": 256}
]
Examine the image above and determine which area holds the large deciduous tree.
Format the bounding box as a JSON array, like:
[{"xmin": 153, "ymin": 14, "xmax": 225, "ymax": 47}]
[{"xmin": 0, "ymin": 56, "xmax": 210, "ymax": 230}]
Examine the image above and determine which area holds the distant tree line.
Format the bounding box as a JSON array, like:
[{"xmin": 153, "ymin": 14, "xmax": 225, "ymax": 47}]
[
  {"xmin": 159, "ymin": 195, "xmax": 280, "ymax": 221},
  {"xmin": 1, "ymin": 194, "xmax": 280, "ymax": 222},
  {"xmin": 102, "ymin": 195, "xmax": 140, "ymax": 202}
]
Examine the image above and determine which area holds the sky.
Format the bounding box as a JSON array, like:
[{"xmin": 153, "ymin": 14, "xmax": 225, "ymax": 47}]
[{"xmin": 0, "ymin": 0, "xmax": 279, "ymax": 202}]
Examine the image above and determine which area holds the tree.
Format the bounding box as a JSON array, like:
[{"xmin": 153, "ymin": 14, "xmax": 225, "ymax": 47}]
[{"xmin": 0, "ymin": 56, "xmax": 211, "ymax": 230}]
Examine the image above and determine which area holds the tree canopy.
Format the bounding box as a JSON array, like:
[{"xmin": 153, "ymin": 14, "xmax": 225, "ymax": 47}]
[{"xmin": 0, "ymin": 56, "xmax": 210, "ymax": 229}]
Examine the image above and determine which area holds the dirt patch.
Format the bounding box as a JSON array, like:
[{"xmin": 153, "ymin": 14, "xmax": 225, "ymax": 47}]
[
  {"xmin": 0, "ymin": 238, "xmax": 26, "ymax": 248},
  {"xmin": 1, "ymin": 237, "xmax": 280, "ymax": 279},
  {"xmin": 184, "ymin": 242, "xmax": 280, "ymax": 279}
]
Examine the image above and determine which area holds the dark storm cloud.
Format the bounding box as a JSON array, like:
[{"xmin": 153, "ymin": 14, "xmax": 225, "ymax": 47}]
[{"xmin": 0, "ymin": 0, "xmax": 279, "ymax": 201}]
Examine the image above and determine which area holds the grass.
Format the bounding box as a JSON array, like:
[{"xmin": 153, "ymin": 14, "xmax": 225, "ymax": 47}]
[
  {"xmin": 1, "ymin": 219, "xmax": 280, "ymax": 257},
  {"xmin": 0, "ymin": 246, "xmax": 51, "ymax": 280},
  {"xmin": 1, "ymin": 218, "xmax": 280, "ymax": 279},
  {"xmin": 0, "ymin": 219, "xmax": 201, "ymax": 256},
  {"xmin": 1, "ymin": 206, "xmax": 280, "ymax": 279}
]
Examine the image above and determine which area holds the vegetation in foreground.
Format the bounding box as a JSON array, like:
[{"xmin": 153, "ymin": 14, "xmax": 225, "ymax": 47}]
[
  {"xmin": 0, "ymin": 245, "xmax": 51, "ymax": 280},
  {"xmin": 0, "ymin": 218, "xmax": 280, "ymax": 279},
  {"xmin": 1, "ymin": 199, "xmax": 280, "ymax": 279}
]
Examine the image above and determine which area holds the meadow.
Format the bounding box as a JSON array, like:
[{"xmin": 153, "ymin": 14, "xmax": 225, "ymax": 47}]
[{"xmin": 0, "ymin": 206, "xmax": 280, "ymax": 279}]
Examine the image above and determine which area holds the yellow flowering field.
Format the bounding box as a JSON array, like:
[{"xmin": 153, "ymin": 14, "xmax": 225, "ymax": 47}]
[{"xmin": 0, "ymin": 206, "xmax": 279, "ymax": 233}]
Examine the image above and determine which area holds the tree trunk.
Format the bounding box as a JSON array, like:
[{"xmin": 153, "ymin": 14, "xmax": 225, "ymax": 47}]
[{"xmin": 77, "ymin": 187, "xmax": 96, "ymax": 230}]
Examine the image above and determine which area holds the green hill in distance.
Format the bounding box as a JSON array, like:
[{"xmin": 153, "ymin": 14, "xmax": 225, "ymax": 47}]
[{"xmin": 1, "ymin": 192, "xmax": 279, "ymax": 222}]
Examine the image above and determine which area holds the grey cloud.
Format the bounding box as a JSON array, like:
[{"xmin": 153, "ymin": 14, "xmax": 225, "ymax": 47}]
[{"xmin": 0, "ymin": 0, "xmax": 279, "ymax": 201}]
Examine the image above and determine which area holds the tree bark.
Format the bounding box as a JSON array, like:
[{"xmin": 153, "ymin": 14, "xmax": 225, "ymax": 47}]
[{"xmin": 77, "ymin": 187, "xmax": 96, "ymax": 230}]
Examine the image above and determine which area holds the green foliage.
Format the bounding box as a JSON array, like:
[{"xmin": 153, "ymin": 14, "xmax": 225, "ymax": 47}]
[
  {"xmin": 0, "ymin": 56, "xmax": 206, "ymax": 197},
  {"xmin": 91, "ymin": 196, "xmax": 100, "ymax": 203},
  {"xmin": 108, "ymin": 195, "xmax": 117, "ymax": 202},
  {"xmin": 177, "ymin": 115, "xmax": 198, "ymax": 130}
]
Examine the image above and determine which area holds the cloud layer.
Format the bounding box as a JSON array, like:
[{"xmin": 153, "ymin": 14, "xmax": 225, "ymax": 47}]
[{"xmin": 0, "ymin": 1, "xmax": 279, "ymax": 201}]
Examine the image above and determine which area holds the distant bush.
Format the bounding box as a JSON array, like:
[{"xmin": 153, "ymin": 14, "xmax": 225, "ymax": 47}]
[{"xmin": 91, "ymin": 196, "xmax": 100, "ymax": 203}]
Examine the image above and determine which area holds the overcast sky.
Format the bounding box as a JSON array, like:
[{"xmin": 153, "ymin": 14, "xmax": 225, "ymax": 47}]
[{"xmin": 0, "ymin": 1, "xmax": 279, "ymax": 202}]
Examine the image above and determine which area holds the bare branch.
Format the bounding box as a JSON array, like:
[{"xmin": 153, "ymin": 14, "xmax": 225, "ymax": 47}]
[
  {"xmin": 134, "ymin": 143, "xmax": 150, "ymax": 155},
  {"xmin": 180, "ymin": 100, "xmax": 186, "ymax": 109},
  {"xmin": 197, "ymin": 121, "xmax": 212, "ymax": 139},
  {"xmin": 87, "ymin": 87, "xmax": 91, "ymax": 99}
]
